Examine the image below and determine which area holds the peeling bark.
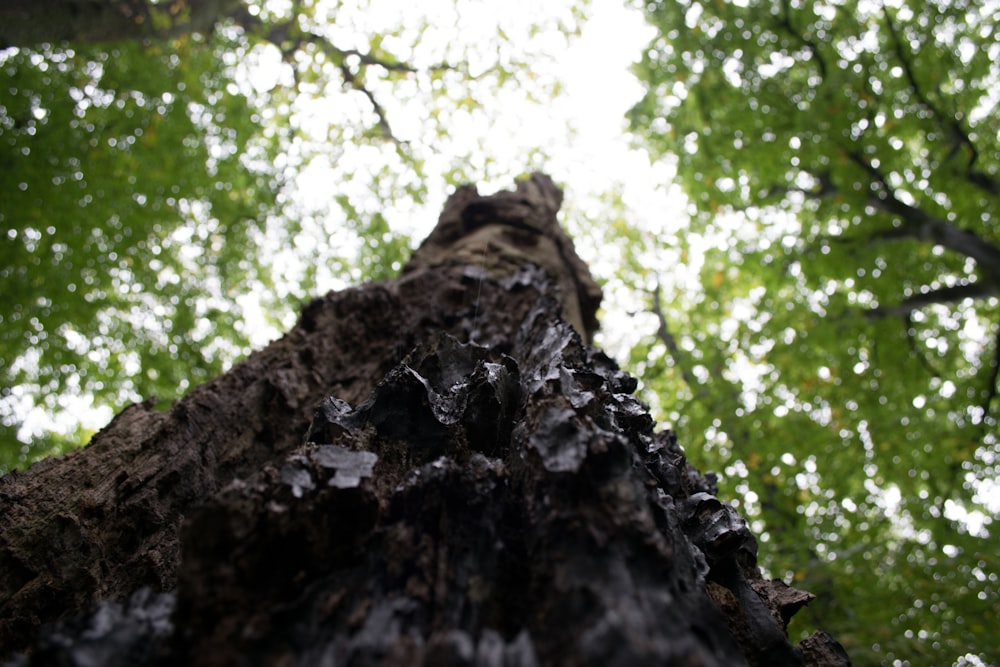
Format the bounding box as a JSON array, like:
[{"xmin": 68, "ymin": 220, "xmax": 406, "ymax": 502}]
[{"xmin": 0, "ymin": 174, "xmax": 849, "ymax": 666}]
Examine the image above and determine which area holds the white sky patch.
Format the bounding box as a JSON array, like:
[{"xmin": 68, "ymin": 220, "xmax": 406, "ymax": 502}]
[{"xmin": 275, "ymin": 0, "xmax": 675, "ymax": 288}]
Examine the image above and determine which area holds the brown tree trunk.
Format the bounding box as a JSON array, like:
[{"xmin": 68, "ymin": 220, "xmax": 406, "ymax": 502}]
[
  {"xmin": 0, "ymin": 0, "xmax": 245, "ymax": 48},
  {"xmin": 0, "ymin": 174, "xmax": 850, "ymax": 666}
]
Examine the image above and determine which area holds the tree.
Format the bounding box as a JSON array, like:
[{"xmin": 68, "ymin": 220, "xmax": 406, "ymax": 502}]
[
  {"xmin": 0, "ymin": 0, "xmax": 246, "ymax": 47},
  {"xmin": 0, "ymin": 0, "xmax": 577, "ymax": 472},
  {"xmin": 0, "ymin": 175, "xmax": 849, "ymax": 666},
  {"xmin": 626, "ymin": 0, "xmax": 999, "ymax": 664}
]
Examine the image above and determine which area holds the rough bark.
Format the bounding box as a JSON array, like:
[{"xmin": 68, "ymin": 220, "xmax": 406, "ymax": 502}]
[
  {"xmin": 0, "ymin": 0, "xmax": 244, "ymax": 48},
  {"xmin": 0, "ymin": 174, "xmax": 850, "ymax": 666}
]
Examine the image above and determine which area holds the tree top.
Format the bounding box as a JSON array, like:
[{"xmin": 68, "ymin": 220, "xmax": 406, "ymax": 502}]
[{"xmin": 405, "ymin": 172, "xmax": 603, "ymax": 342}]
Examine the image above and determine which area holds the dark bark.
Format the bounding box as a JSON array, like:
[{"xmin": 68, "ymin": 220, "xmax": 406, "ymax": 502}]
[
  {"xmin": 0, "ymin": 0, "xmax": 246, "ymax": 48},
  {"xmin": 0, "ymin": 174, "xmax": 849, "ymax": 666}
]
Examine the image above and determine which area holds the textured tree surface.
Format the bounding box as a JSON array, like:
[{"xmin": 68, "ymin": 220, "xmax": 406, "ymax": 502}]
[{"xmin": 0, "ymin": 175, "xmax": 850, "ymax": 666}]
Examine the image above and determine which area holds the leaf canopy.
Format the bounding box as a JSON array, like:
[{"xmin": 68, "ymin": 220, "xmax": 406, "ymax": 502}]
[
  {"xmin": 627, "ymin": 0, "xmax": 999, "ymax": 664},
  {"xmin": 1, "ymin": 33, "xmax": 278, "ymax": 466}
]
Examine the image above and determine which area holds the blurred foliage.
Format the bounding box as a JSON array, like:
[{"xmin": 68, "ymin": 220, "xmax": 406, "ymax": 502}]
[
  {"xmin": 626, "ymin": 0, "xmax": 999, "ymax": 664},
  {"xmin": 1, "ymin": 34, "xmax": 279, "ymax": 470},
  {"xmin": 10, "ymin": 0, "xmax": 999, "ymax": 663},
  {"xmin": 0, "ymin": 0, "xmax": 585, "ymax": 473}
]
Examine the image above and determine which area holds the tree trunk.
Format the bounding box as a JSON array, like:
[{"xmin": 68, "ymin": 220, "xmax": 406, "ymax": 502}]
[
  {"xmin": 0, "ymin": 174, "xmax": 850, "ymax": 666},
  {"xmin": 0, "ymin": 0, "xmax": 245, "ymax": 48}
]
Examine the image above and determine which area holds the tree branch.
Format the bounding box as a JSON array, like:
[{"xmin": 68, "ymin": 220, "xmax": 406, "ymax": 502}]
[
  {"xmin": 775, "ymin": 0, "xmax": 828, "ymax": 80},
  {"xmin": 967, "ymin": 169, "xmax": 1000, "ymax": 196},
  {"xmin": 758, "ymin": 170, "xmax": 836, "ymax": 203},
  {"xmin": 328, "ymin": 54, "xmax": 402, "ymax": 143},
  {"xmin": 882, "ymin": 7, "xmax": 1000, "ymax": 197},
  {"xmin": 767, "ymin": 156, "xmax": 1000, "ymax": 289},
  {"xmin": 983, "ymin": 322, "xmax": 1000, "ymax": 421},
  {"xmin": 901, "ymin": 313, "xmax": 942, "ymax": 378},
  {"xmin": 867, "ymin": 281, "xmax": 997, "ymax": 320},
  {"xmin": 762, "ymin": 153, "xmax": 1000, "ymax": 315},
  {"xmin": 840, "ymin": 150, "xmax": 1000, "ymax": 284},
  {"xmin": 882, "ymin": 7, "xmax": 972, "ymax": 163},
  {"xmin": 232, "ymin": 3, "xmax": 427, "ymax": 144},
  {"xmin": 651, "ymin": 282, "xmax": 702, "ymax": 396},
  {"xmin": 649, "ymin": 284, "xmax": 759, "ymax": 457}
]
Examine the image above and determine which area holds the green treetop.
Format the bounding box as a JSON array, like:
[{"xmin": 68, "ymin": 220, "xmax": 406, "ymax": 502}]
[{"xmin": 627, "ymin": 0, "xmax": 999, "ymax": 664}]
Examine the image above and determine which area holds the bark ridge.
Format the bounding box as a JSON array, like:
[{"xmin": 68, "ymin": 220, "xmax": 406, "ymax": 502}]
[{"xmin": 0, "ymin": 174, "xmax": 849, "ymax": 666}]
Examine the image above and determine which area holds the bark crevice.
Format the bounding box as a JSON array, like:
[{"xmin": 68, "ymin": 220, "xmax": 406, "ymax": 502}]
[{"xmin": 1, "ymin": 174, "xmax": 849, "ymax": 666}]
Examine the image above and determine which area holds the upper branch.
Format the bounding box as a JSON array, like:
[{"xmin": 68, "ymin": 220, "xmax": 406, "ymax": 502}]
[
  {"xmin": 867, "ymin": 281, "xmax": 996, "ymax": 319},
  {"xmin": 844, "ymin": 150, "xmax": 1000, "ymax": 285},
  {"xmin": 651, "ymin": 282, "xmax": 702, "ymax": 398},
  {"xmin": 775, "ymin": 0, "xmax": 828, "ymax": 81},
  {"xmin": 767, "ymin": 151, "xmax": 1000, "ymax": 291},
  {"xmin": 763, "ymin": 153, "xmax": 1000, "ymax": 314},
  {"xmin": 882, "ymin": 7, "xmax": 1000, "ymax": 197},
  {"xmin": 233, "ymin": 3, "xmax": 437, "ymax": 144},
  {"xmin": 983, "ymin": 324, "xmax": 1000, "ymax": 421}
]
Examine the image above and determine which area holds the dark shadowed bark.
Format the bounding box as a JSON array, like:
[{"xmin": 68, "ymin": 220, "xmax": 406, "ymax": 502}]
[{"xmin": 0, "ymin": 174, "xmax": 850, "ymax": 666}]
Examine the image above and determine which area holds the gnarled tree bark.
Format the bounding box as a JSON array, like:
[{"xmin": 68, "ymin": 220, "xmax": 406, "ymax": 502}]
[{"xmin": 0, "ymin": 174, "xmax": 850, "ymax": 666}]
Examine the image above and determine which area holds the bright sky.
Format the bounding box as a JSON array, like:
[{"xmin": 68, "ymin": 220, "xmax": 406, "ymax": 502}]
[{"xmin": 236, "ymin": 0, "xmax": 690, "ymax": 349}]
